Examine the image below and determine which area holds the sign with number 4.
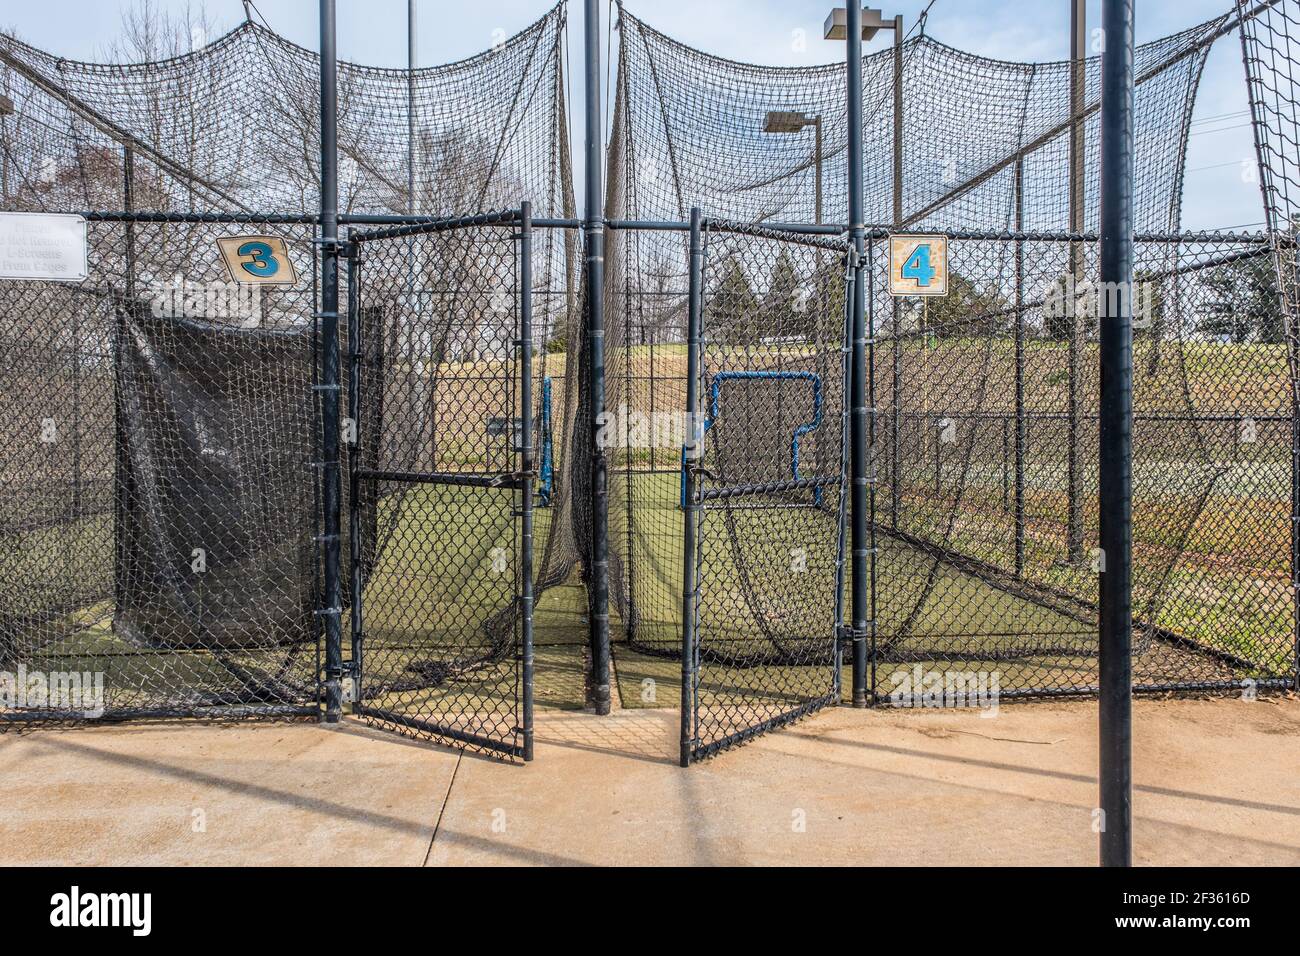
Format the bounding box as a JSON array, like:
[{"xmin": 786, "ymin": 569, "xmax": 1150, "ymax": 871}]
[
  {"xmin": 889, "ymin": 235, "xmax": 948, "ymax": 296},
  {"xmin": 216, "ymin": 235, "xmax": 298, "ymax": 286}
]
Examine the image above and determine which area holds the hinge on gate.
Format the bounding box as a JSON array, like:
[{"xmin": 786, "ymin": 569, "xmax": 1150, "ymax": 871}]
[
  {"xmin": 315, "ymin": 236, "xmax": 357, "ymax": 259},
  {"xmin": 836, "ymin": 624, "xmax": 869, "ymax": 649}
]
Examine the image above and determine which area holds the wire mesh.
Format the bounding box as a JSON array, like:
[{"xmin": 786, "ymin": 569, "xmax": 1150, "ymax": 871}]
[
  {"xmin": 870, "ymin": 230, "xmax": 1296, "ymax": 697},
  {"xmin": 604, "ymin": 0, "xmax": 1300, "ymax": 717},
  {"xmin": 0, "ymin": 216, "xmax": 322, "ymax": 722},
  {"xmin": 0, "ymin": 6, "xmax": 571, "ymax": 218},
  {"xmin": 685, "ymin": 223, "xmax": 850, "ymax": 759},
  {"xmin": 349, "ymin": 216, "xmax": 530, "ymax": 758}
]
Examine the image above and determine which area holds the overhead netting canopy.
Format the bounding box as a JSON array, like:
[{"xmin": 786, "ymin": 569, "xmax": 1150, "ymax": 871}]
[
  {"xmin": 0, "ymin": 6, "xmax": 572, "ymax": 217},
  {"xmin": 0, "ymin": 4, "xmax": 580, "ymax": 721},
  {"xmin": 610, "ymin": 4, "xmax": 1232, "ymax": 231},
  {"xmin": 603, "ymin": 0, "xmax": 1298, "ymax": 696}
]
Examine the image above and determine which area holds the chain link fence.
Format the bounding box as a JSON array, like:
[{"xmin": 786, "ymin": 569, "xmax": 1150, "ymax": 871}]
[
  {"xmin": 870, "ymin": 229, "xmax": 1296, "ymax": 699},
  {"xmin": 682, "ymin": 221, "xmax": 850, "ymax": 761},
  {"xmin": 346, "ymin": 212, "xmax": 534, "ymax": 758},
  {"xmin": 1, "ymin": 215, "xmax": 323, "ymax": 722}
]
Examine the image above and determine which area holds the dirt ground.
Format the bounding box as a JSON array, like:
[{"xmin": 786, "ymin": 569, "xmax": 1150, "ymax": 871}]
[{"xmin": 1, "ymin": 695, "xmax": 1297, "ymax": 866}]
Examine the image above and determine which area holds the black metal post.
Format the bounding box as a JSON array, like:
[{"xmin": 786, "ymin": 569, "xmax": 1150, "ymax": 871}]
[
  {"xmin": 584, "ymin": 0, "xmax": 611, "ymax": 715},
  {"xmin": 891, "ymin": 299, "xmax": 900, "ymax": 530},
  {"xmin": 1014, "ymin": 158, "xmax": 1026, "ymax": 578},
  {"xmin": 680, "ymin": 207, "xmax": 703, "ymax": 768},
  {"xmin": 519, "ymin": 201, "xmax": 536, "ymax": 762},
  {"xmin": 892, "ymin": 13, "xmax": 904, "ymax": 227},
  {"xmin": 346, "ymin": 245, "xmax": 363, "ymax": 697},
  {"xmin": 1098, "ymin": 0, "xmax": 1135, "ymax": 868},
  {"xmin": 407, "ymin": 0, "xmax": 417, "ymax": 215},
  {"xmin": 1067, "ymin": 0, "xmax": 1086, "ymax": 564},
  {"xmin": 848, "ymin": 3, "xmax": 870, "ymax": 709},
  {"xmin": 319, "ymin": 0, "xmax": 344, "ymax": 723}
]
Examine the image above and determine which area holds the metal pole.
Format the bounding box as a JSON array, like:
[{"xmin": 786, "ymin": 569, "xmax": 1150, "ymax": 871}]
[
  {"xmin": 889, "ymin": 15, "xmax": 904, "ymax": 533},
  {"xmin": 892, "ymin": 14, "xmax": 904, "ymax": 226},
  {"xmin": 814, "ymin": 116, "xmax": 824, "ymax": 227},
  {"xmin": 1067, "ymin": 0, "xmax": 1086, "ymax": 564},
  {"xmin": 1014, "ymin": 159, "xmax": 1026, "ymax": 578},
  {"xmin": 347, "ymin": 245, "xmax": 363, "ymax": 699},
  {"xmin": 848, "ymin": 3, "xmax": 870, "ymax": 709},
  {"xmin": 1098, "ymin": 0, "xmax": 1135, "ymax": 868},
  {"xmin": 319, "ymin": 0, "xmax": 344, "ymax": 723},
  {"xmin": 407, "ymin": 0, "xmax": 416, "ymax": 214},
  {"xmin": 680, "ymin": 207, "xmax": 703, "ymax": 768},
  {"xmin": 584, "ymin": 0, "xmax": 611, "ymax": 715},
  {"xmin": 519, "ymin": 201, "xmax": 536, "ymax": 762}
]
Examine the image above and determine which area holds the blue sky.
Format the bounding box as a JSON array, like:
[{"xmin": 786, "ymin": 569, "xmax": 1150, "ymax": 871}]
[{"xmin": 0, "ymin": 0, "xmax": 1265, "ymax": 229}]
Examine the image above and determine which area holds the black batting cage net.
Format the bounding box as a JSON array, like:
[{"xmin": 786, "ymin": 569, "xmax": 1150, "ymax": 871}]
[{"xmin": 1, "ymin": 0, "xmax": 1298, "ymax": 760}]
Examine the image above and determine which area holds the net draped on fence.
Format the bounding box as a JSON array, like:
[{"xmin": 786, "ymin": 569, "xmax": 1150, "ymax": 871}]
[
  {"xmin": 603, "ymin": 0, "xmax": 1300, "ymax": 698},
  {"xmin": 0, "ymin": 4, "xmax": 579, "ymax": 724}
]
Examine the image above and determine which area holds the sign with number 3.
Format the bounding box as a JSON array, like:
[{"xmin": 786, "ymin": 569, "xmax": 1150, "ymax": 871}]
[
  {"xmin": 216, "ymin": 235, "xmax": 299, "ymax": 286},
  {"xmin": 889, "ymin": 235, "xmax": 948, "ymax": 297}
]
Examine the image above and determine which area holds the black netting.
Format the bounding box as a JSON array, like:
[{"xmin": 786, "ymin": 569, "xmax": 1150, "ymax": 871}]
[
  {"xmin": 604, "ymin": 0, "xmax": 1300, "ymax": 727},
  {"xmin": 0, "ymin": 218, "xmax": 322, "ymax": 719}
]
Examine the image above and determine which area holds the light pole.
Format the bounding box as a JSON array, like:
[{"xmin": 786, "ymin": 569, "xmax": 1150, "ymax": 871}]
[
  {"xmin": 408, "ymin": 0, "xmax": 417, "ymax": 215},
  {"xmin": 765, "ymin": 110, "xmax": 828, "ymax": 504},
  {"xmin": 1097, "ymin": 0, "xmax": 1135, "ymax": 870},
  {"xmin": 824, "ymin": 7, "xmax": 904, "ymax": 224},
  {"xmin": 763, "ymin": 110, "xmax": 824, "ymax": 226}
]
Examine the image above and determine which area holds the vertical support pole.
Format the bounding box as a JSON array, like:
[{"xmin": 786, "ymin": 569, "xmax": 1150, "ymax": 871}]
[
  {"xmin": 319, "ymin": 0, "xmax": 344, "ymax": 723},
  {"xmin": 848, "ymin": 2, "xmax": 870, "ymax": 709},
  {"xmin": 890, "ymin": 13, "xmax": 902, "ymax": 537},
  {"xmin": 867, "ymin": 239, "xmax": 878, "ymax": 705},
  {"xmin": 584, "ymin": 0, "xmax": 611, "ymax": 715},
  {"xmin": 1098, "ymin": 0, "xmax": 1134, "ymax": 869},
  {"xmin": 1014, "ymin": 158, "xmax": 1026, "ymax": 578},
  {"xmin": 519, "ymin": 202, "xmax": 536, "ymax": 762},
  {"xmin": 1067, "ymin": 0, "xmax": 1086, "ymax": 564},
  {"xmin": 407, "ymin": 0, "xmax": 417, "ymax": 216},
  {"xmin": 346, "ymin": 245, "xmax": 363, "ymax": 697},
  {"xmin": 680, "ymin": 207, "xmax": 703, "ymax": 768},
  {"xmin": 123, "ymin": 139, "xmax": 135, "ymax": 300},
  {"xmin": 814, "ymin": 117, "xmax": 824, "ymax": 227},
  {"xmin": 892, "ymin": 14, "xmax": 904, "ymax": 227},
  {"xmin": 891, "ymin": 301, "xmax": 900, "ymax": 530}
]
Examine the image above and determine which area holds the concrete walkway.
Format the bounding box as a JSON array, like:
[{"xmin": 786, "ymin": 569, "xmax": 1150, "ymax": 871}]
[{"xmin": 2, "ymin": 697, "xmax": 1297, "ymax": 866}]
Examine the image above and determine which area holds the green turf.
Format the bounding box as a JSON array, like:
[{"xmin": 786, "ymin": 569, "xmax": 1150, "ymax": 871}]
[{"xmin": 4, "ymin": 439, "xmax": 1288, "ymax": 728}]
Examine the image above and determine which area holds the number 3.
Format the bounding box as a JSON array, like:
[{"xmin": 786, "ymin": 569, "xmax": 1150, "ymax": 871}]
[{"xmin": 236, "ymin": 240, "xmax": 280, "ymax": 279}]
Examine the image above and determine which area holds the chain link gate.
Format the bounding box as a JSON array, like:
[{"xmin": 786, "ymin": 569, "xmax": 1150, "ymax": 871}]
[
  {"xmin": 679, "ymin": 219, "xmax": 852, "ymax": 764},
  {"xmin": 346, "ymin": 209, "xmax": 536, "ymax": 760}
]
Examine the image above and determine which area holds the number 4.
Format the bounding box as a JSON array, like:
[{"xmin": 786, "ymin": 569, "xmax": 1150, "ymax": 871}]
[{"xmin": 902, "ymin": 243, "xmax": 936, "ymax": 287}]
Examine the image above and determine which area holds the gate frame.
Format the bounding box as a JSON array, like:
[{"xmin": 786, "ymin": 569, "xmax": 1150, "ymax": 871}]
[
  {"xmin": 343, "ymin": 206, "xmax": 537, "ymax": 761},
  {"xmin": 677, "ymin": 211, "xmax": 854, "ymax": 766}
]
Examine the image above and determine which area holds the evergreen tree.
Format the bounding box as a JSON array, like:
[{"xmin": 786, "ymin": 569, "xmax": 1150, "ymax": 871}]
[
  {"xmin": 1197, "ymin": 255, "xmax": 1285, "ymax": 344},
  {"xmin": 706, "ymin": 254, "xmax": 760, "ymax": 344}
]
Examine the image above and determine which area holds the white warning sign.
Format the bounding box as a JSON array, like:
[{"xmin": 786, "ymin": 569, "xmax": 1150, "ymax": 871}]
[{"xmin": 0, "ymin": 212, "xmax": 89, "ymax": 281}]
